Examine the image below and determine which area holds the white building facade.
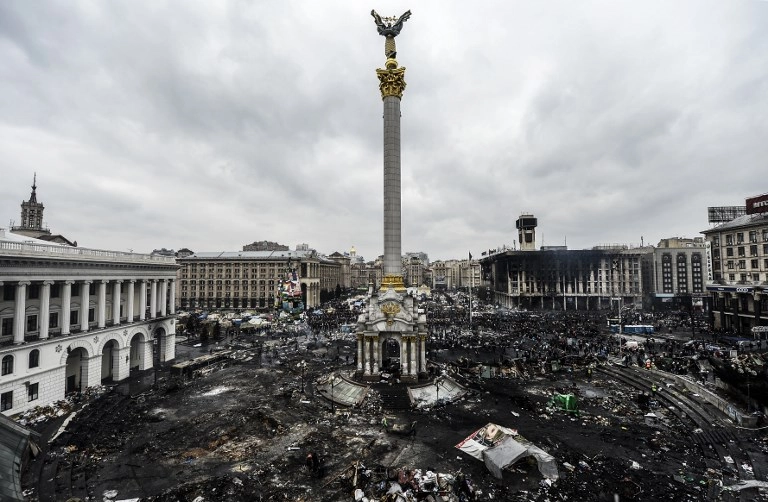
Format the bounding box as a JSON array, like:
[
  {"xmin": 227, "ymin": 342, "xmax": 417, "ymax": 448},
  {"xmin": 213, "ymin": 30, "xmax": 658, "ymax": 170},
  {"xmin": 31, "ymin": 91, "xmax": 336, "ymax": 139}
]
[{"xmin": 0, "ymin": 230, "xmax": 178, "ymax": 416}]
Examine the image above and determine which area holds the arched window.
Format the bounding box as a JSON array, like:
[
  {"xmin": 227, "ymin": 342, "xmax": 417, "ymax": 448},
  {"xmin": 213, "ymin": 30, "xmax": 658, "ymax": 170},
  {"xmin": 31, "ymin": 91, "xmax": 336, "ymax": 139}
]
[
  {"xmin": 1, "ymin": 355, "xmax": 13, "ymax": 376},
  {"xmin": 29, "ymin": 349, "xmax": 40, "ymax": 369}
]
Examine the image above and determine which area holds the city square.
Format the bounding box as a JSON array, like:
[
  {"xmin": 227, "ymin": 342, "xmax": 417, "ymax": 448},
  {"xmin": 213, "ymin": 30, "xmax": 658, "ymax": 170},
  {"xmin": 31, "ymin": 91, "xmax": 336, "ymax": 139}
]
[{"xmin": 2, "ymin": 2, "xmax": 768, "ymax": 501}]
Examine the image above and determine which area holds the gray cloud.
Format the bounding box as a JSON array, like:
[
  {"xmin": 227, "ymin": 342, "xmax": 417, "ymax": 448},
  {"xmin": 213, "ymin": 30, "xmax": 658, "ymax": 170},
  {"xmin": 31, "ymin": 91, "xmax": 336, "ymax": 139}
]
[{"xmin": 1, "ymin": 0, "xmax": 767, "ymax": 261}]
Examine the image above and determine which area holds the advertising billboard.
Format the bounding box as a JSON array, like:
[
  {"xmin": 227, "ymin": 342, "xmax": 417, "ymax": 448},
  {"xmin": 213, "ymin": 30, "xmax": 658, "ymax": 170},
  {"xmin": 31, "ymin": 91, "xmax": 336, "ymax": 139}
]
[{"xmin": 746, "ymin": 193, "xmax": 768, "ymax": 215}]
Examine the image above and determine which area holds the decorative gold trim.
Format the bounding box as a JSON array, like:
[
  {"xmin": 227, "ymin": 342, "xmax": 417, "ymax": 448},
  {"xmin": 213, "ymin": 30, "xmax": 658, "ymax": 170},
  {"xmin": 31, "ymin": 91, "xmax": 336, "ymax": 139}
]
[
  {"xmin": 376, "ymin": 66, "xmax": 406, "ymax": 99},
  {"xmin": 380, "ymin": 302, "xmax": 401, "ymax": 316},
  {"xmin": 380, "ymin": 274, "xmax": 406, "ymax": 292},
  {"xmin": 381, "ymin": 301, "xmax": 401, "ymax": 326}
]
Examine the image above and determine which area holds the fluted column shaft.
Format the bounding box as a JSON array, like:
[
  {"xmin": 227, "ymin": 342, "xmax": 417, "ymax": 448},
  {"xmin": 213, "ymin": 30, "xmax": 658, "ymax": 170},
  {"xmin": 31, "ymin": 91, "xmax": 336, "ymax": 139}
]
[
  {"xmin": 97, "ymin": 280, "xmax": 107, "ymax": 328},
  {"xmin": 81, "ymin": 281, "xmax": 91, "ymax": 332},
  {"xmin": 383, "ymin": 95, "xmax": 402, "ymax": 277},
  {"xmin": 139, "ymin": 280, "xmax": 147, "ymax": 321},
  {"xmin": 61, "ymin": 281, "xmax": 73, "ymax": 335},
  {"xmin": 127, "ymin": 280, "xmax": 135, "ymax": 322},
  {"xmin": 150, "ymin": 280, "xmax": 157, "ymax": 319},
  {"xmin": 39, "ymin": 281, "xmax": 52, "ymax": 340},
  {"xmin": 14, "ymin": 281, "xmax": 30, "ymax": 344},
  {"xmin": 112, "ymin": 280, "xmax": 122, "ymax": 326}
]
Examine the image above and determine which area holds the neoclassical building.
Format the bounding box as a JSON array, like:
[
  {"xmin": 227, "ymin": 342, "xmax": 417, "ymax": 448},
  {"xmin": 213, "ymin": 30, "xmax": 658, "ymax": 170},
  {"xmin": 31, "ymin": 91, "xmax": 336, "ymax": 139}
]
[{"xmin": 0, "ymin": 229, "xmax": 178, "ymax": 416}]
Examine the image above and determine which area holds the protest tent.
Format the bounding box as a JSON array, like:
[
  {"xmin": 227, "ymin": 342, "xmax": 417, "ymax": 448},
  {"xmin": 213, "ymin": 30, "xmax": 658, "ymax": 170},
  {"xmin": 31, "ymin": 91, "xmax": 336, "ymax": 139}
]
[{"xmin": 455, "ymin": 423, "xmax": 559, "ymax": 481}]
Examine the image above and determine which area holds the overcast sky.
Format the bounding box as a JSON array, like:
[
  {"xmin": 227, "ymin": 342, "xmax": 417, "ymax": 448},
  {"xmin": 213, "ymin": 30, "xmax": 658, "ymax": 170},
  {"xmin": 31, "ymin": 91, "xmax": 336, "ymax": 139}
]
[{"xmin": 1, "ymin": 1, "xmax": 766, "ymax": 261}]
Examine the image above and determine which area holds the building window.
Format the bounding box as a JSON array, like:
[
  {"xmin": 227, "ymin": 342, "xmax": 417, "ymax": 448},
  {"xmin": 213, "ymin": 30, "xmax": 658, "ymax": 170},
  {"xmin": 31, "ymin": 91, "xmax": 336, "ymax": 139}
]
[
  {"xmin": 2, "ymin": 285, "xmax": 13, "ymax": 301},
  {"xmin": 70, "ymin": 310, "xmax": 79, "ymax": 326},
  {"xmin": 26, "ymin": 315, "xmax": 38, "ymax": 333},
  {"xmin": 88, "ymin": 308, "xmax": 95, "ymax": 322},
  {"xmin": 749, "ymin": 230, "xmax": 758, "ymax": 243},
  {"xmin": 1, "ymin": 318, "xmax": 12, "ymax": 337},
  {"xmin": 27, "ymin": 383, "xmax": 38, "ymax": 402},
  {"xmin": 726, "ymin": 248, "xmax": 734, "ymax": 257},
  {"xmin": 751, "ymin": 259, "xmax": 759, "ymax": 269},
  {"xmin": 726, "ymin": 234, "xmax": 733, "ymax": 245},
  {"xmin": 1, "ymin": 391, "xmax": 12, "ymax": 412},
  {"xmin": 738, "ymin": 247, "xmax": 745, "ymax": 257},
  {"xmin": 71, "ymin": 284, "xmax": 80, "ymax": 296},
  {"xmin": 28, "ymin": 284, "xmax": 39, "ymax": 300},
  {"xmin": 737, "ymin": 233, "xmax": 744, "ymax": 244},
  {"xmin": 1, "ymin": 355, "xmax": 13, "ymax": 376},
  {"xmin": 49, "ymin": 312, "xmax": 59, "ymax": 329},
  {"xmin": 29, "ymin": 349, "xmax": 40, "ymax": 368}
]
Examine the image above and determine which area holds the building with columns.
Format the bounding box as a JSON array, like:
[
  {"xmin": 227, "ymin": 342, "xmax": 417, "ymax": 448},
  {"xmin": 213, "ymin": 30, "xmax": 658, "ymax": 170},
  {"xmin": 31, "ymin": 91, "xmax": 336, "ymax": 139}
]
[{"xmin": 0, "ymin": 228, "xmax": 177, "ymax": 416}]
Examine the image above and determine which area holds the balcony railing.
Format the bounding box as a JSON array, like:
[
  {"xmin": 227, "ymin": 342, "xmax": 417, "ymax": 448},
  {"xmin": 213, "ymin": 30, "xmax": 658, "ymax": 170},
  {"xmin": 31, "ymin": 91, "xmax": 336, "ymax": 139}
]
[
  {"xmin": 0, "ymin": 239, "xmax": 177, "ymax": 264},
  {"xmin": 0, "ymin": 314, "xmax": 176, "ymax": 348}
]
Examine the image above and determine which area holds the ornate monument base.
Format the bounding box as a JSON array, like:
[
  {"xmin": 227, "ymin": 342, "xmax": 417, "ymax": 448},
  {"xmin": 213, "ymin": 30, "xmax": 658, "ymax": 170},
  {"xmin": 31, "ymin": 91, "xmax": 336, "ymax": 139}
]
[{"xmin": 355, "ymin": 286, "xmax": 428, "ymax": 383}]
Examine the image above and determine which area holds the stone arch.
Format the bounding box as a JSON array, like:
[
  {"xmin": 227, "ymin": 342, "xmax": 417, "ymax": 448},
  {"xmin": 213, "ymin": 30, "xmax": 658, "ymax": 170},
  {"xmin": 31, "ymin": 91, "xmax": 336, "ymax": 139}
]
[
  {"xmin": 128, "ymin": 331, "xmax": 147, "ymax": 371},
  {"xmin": 64, "ymin": 347, "xmax": 89, "ymax": 393},
  {"xmin": 380, "ymin": 335, "xmax": 402, "ymax": 375},
  {"xmin": 101, "ymin": 339, "xmax": 120, "ymax": 382},
  {"xmin": 153, "ymin": 326, "xmax": 167, "ymax": 365},
  {"xmin": 59, "ymin": 339, "xmax": 95, "ymax": 365}
]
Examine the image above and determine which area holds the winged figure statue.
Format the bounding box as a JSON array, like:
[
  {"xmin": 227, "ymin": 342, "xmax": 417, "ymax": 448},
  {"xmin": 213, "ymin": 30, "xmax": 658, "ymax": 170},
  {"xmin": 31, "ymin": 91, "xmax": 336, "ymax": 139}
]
[{"xmin": 371, "ymin": 10, "xmax": 411, "ymax": 38}]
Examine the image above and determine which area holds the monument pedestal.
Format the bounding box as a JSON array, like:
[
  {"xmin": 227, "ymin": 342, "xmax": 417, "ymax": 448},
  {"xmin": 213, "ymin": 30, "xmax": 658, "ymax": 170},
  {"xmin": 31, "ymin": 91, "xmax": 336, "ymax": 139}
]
[{"xmin": 354, "ymin": 286, "xmax": 427, "ymax": 383}]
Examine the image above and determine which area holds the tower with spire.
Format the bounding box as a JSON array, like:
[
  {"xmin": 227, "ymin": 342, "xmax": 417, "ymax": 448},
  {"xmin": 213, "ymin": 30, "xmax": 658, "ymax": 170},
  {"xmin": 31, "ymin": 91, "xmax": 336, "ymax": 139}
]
[
  {"xmin": 12, "ymin": 173, "xmax": 50, "ymax": 237},
  {"xmin": 10, "ymin": 175, "xmax": 77, "ymax": 246}
]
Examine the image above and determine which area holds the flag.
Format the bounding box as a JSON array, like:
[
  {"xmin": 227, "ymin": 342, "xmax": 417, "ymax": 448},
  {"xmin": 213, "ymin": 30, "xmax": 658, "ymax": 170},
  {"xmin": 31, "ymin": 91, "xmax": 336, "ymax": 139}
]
[{"xmin": 468, "ymin": 251, "xmax": 473, "ymax": 261}]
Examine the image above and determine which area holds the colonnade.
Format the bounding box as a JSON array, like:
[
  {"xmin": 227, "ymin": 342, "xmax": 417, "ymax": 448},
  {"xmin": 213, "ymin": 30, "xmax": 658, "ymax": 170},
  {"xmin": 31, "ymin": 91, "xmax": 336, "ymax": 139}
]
[
  {"xmin": 356, "ymin": 333, "xmax": 427, "ymax": 379},
  {"xmin": 2, "ymin": 278, "xmax": 175, "ymax": 345}
]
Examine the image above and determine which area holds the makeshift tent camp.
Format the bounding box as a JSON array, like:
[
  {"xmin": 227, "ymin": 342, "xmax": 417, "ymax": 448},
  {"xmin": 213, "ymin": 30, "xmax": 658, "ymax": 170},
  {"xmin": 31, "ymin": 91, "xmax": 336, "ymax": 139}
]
[{"xmin": 456, "ymin": 423, "xmax": 558, "ymax": 481}]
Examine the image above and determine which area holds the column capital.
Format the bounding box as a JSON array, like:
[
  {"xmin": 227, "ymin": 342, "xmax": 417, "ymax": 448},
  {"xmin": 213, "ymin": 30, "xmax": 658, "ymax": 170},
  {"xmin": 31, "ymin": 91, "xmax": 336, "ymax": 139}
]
[
  {"xmin": 100, "ymin": 279, "xmax": 110, "ymax": 284},
  {"xmin": 18, "ymin": 280, "xmax": 31, "ymax": 287},
  {"xmin": 42, "ymin": 280, "xmax": 55, "ymax": 286},
  {"xmin": 64, "ymin": 280, "xmax": 75, "ymax": 286},
  {"xmin": 82, "ymin": 280, "xmax": 93, "ymax": 285},
  {"xmin": 114, "ymin": 280, "xmax": 124, "ymax": 284},
  {"xmin": 129, "ymin": 279, "xmax": 136, "ymax": 284}
]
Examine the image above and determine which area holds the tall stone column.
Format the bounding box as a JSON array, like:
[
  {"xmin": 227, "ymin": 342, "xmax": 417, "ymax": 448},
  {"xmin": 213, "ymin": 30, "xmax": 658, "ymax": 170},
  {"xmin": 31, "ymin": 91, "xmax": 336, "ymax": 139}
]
[
  {"xmin": 112, "ymin": 280, "xmax": 122, "ymax": 326},
  {"xmin": 139, "ymin": 280, "xmax": 147, "ymax": 321},
  {"xmin": 169, "ymin": 280, "xmax": 176, "ymax": 315},
  {"xmin": 61, "ymin": 281, "xmax": 73, "ymax": 335},
  {"xmin": 97, "ymin": 280, "xmax": 107, "ymax": 328},
  {"xmin": 14, "ymin": 281, "xmax": 30, "ymax": 344},
  {"xmin": 39, "ymin": 281, "xmax": 53, "ymax": 340},
  {"xmin": 420, "ymin": 334, "xmax": 426, "ymax": 372},
  {"xmin": 160, "ymin": 280, "xmax": 167, "ymax": 317},
  {"xmin": 81, "ymin": 281, "xmax": 91, "ymax": 332},
  {"xmin": 357, "ymin": 334, "xmax": 364, "ymax": 372},
  {"xmin": 150, "ymin": 280, "xmax": 157, "ymax": 319},
  {"xmin": 377, "ymin": 57, "xmax": 407, "ymax": 292},
  {"xmin": 372, "ymin": 336, "xmax": 379, "ymax": 373},
  {"xmin": 126, "ymin": 280, "xmax": 135, "ymax": 322}
]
